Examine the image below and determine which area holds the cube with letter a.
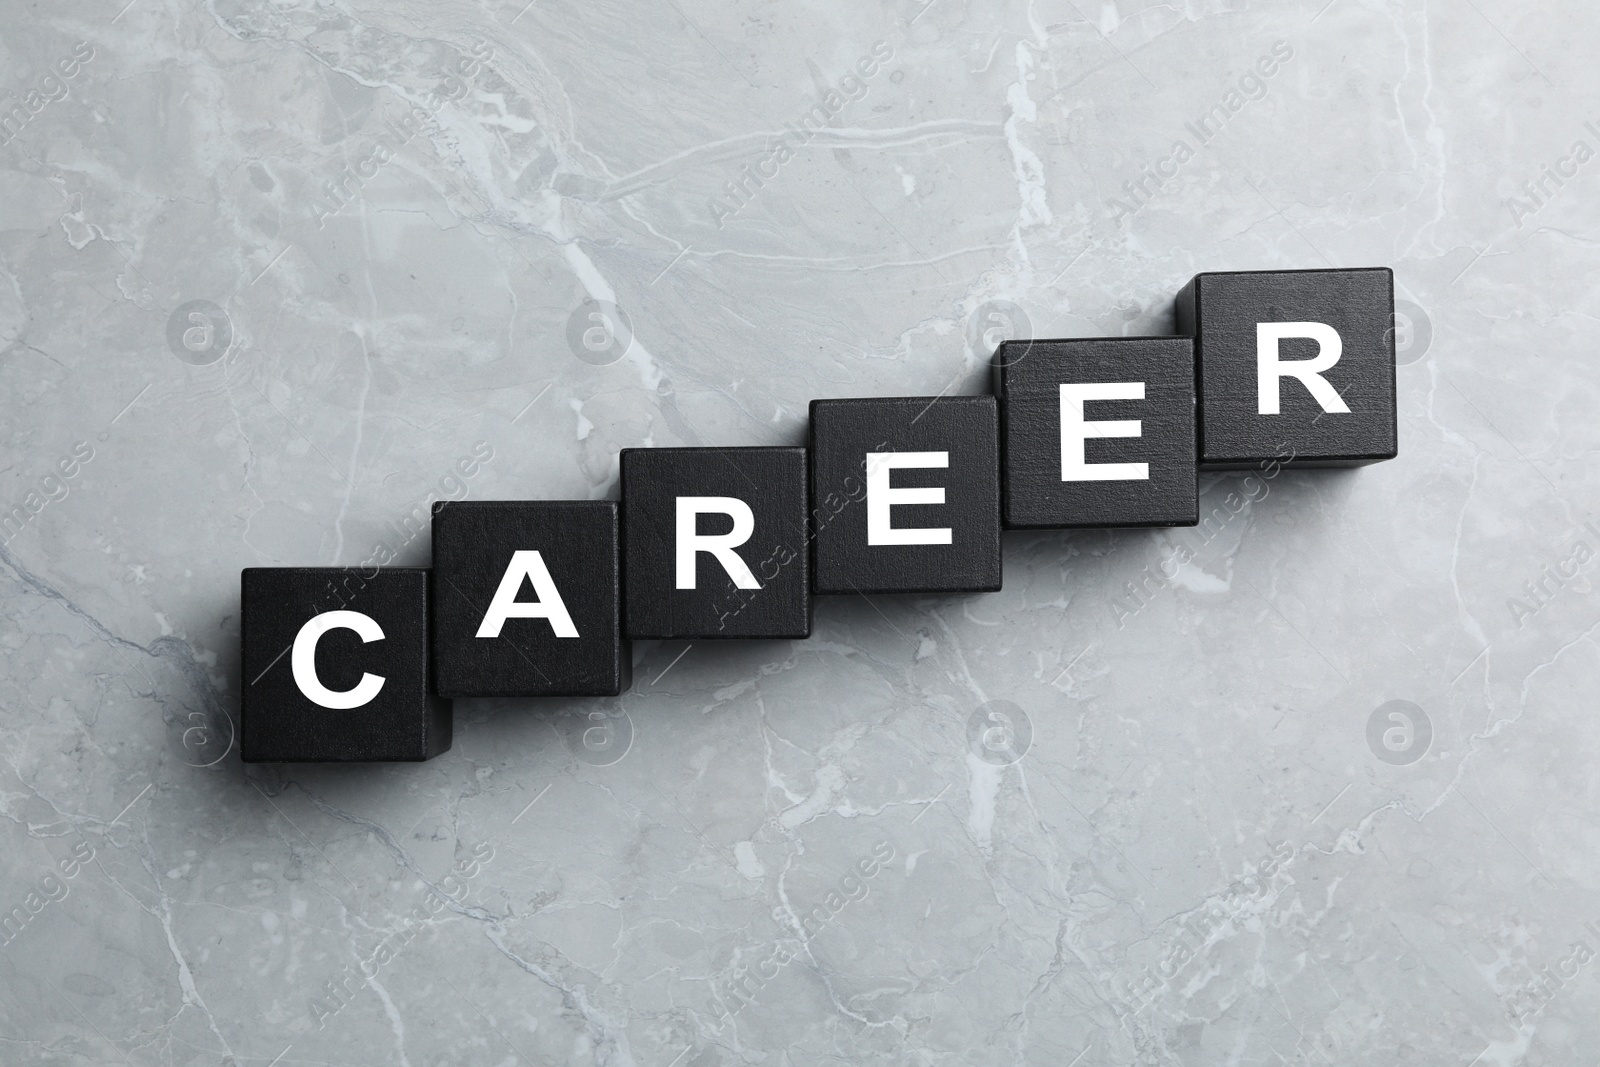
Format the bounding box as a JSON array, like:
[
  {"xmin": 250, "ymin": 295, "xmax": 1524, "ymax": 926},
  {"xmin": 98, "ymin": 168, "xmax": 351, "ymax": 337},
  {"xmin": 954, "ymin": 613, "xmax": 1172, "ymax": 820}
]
[
  {"xmin": 1177, "ymin": 267, "xmax": 1397, "ymax": 469},
  {"xmin": 431, "ymin": 500, "xmax": 628, "ymax": 697},
  {"xmin": 809, "ymin": 395, "xmax": 1001, "ymax": 595},
  {"xmin": 994, "ymin": 336, "xmax": 1197, "ymax": 528}
]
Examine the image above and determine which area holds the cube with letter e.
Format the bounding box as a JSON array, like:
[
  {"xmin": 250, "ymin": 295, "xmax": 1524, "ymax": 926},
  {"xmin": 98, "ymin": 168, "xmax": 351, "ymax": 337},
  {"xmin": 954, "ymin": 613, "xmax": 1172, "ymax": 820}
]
[
  {"xmin": 993, "ymin": 336, "xmax": 1197, "ymax": 528},
  {"xmin": 810, "ymin": 395, "xmax": 1001, "ymax": 594}
]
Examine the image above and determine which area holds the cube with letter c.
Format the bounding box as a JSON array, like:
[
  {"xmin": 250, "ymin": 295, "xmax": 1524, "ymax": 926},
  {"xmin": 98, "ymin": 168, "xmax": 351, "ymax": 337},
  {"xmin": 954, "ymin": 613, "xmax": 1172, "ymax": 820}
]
[{"xmin": 241, "ymin": 567, "xmax": 450, "ymax": 762}]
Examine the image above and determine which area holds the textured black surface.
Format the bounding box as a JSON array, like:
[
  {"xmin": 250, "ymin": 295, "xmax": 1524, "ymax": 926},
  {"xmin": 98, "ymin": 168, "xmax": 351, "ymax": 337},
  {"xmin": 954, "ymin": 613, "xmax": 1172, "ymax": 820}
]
[
  {"xmin": 621, "ymin": 447, "xmax": 811, "ymax": 639},
  {"xmin": 810, "ymin": 395, "xmax": 1001, "ymax": 595},
  {"xmin": 1176, "ymin": 267, "xmax": 1398, "ymax": 469},
  {"xmin": 240, "ymin": 568, "xmax": 450, "ymax": 762},
  {"xmin": 994, "ymin": 336, "xmax": 1197, "ymax": 529},
  {"xmin": 432, "ymin": 501, "xmax": 627, "ymax": 697}
]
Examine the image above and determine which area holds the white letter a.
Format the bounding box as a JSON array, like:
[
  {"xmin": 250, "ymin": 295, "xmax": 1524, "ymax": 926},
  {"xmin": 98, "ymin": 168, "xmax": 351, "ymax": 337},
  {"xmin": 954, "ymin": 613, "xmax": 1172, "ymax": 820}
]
[{"xmin": 476, "ymin": 550, "xmax": 579, "ymax": 638}]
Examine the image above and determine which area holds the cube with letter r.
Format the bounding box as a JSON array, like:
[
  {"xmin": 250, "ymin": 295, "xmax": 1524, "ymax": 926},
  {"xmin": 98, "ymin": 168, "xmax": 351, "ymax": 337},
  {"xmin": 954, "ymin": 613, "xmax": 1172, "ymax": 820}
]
[
  {"xmin": 1177, "ymin": 267, "xmax": 1397, "ymax": 469},
  {"xmin": 621, "ymin": 447, "xmax": 810, "ymax": 640},
  {"xmin": 241, "ymin": 568, "xmax": 450, "ymax": 762},
  {"xmin": 431, "ymin": 500, "xmax": 628, "ymax": 697}
]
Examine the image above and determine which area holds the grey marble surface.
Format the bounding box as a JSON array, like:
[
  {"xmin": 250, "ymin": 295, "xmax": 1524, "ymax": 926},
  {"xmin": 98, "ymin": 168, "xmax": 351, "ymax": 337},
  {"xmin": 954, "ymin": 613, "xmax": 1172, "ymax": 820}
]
[{"xmin": 0, "ymin": 1, "xmax": 1595, "ymax": 1064}]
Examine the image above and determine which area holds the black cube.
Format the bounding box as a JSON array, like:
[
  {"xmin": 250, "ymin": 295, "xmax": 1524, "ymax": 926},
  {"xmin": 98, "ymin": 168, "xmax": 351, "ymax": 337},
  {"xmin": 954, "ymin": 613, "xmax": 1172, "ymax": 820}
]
[
  {"xmin": 621, "ymin": 447, "xmax": 810, "ymax": 639},
  {"xmin": 994, "ymin": 336, "xmax": 1197, "ymax": 529},
  {"xmin": 432, "ymin": 501, "xmax": 628, "ymax": 698},
  {"xmin": 1177, "ymin": 267, "xmax": 1397, "ymax": 469},
  {"xmin": 810, "ymin": 395, "xmax": 1001, "ymax": 595},
  {"xmin": 241, "ymin": 568, "xmax": 450, "ymax": 762}
]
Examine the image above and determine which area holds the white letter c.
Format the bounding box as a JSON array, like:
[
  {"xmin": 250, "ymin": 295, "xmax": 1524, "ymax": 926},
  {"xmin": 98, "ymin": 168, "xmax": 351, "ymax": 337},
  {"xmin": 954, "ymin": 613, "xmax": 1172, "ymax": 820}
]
[{"xmin": 291, "ymin": 610, "xmax": 386, "ymax": 710}]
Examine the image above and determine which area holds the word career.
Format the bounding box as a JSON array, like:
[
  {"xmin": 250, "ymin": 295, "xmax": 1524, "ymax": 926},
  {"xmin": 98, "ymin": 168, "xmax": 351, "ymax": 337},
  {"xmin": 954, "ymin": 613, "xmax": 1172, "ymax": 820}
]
[{"xmin": 241, "ymin": 268, "xmax": 1399, "ymax": 763}]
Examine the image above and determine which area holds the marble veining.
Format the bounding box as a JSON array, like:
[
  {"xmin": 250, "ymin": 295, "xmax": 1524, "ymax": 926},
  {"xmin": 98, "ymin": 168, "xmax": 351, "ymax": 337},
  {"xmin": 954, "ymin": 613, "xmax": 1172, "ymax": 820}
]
[{"xmin": 0, "ymin": 1, "xmax": 1595, "ymax": 1064}]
